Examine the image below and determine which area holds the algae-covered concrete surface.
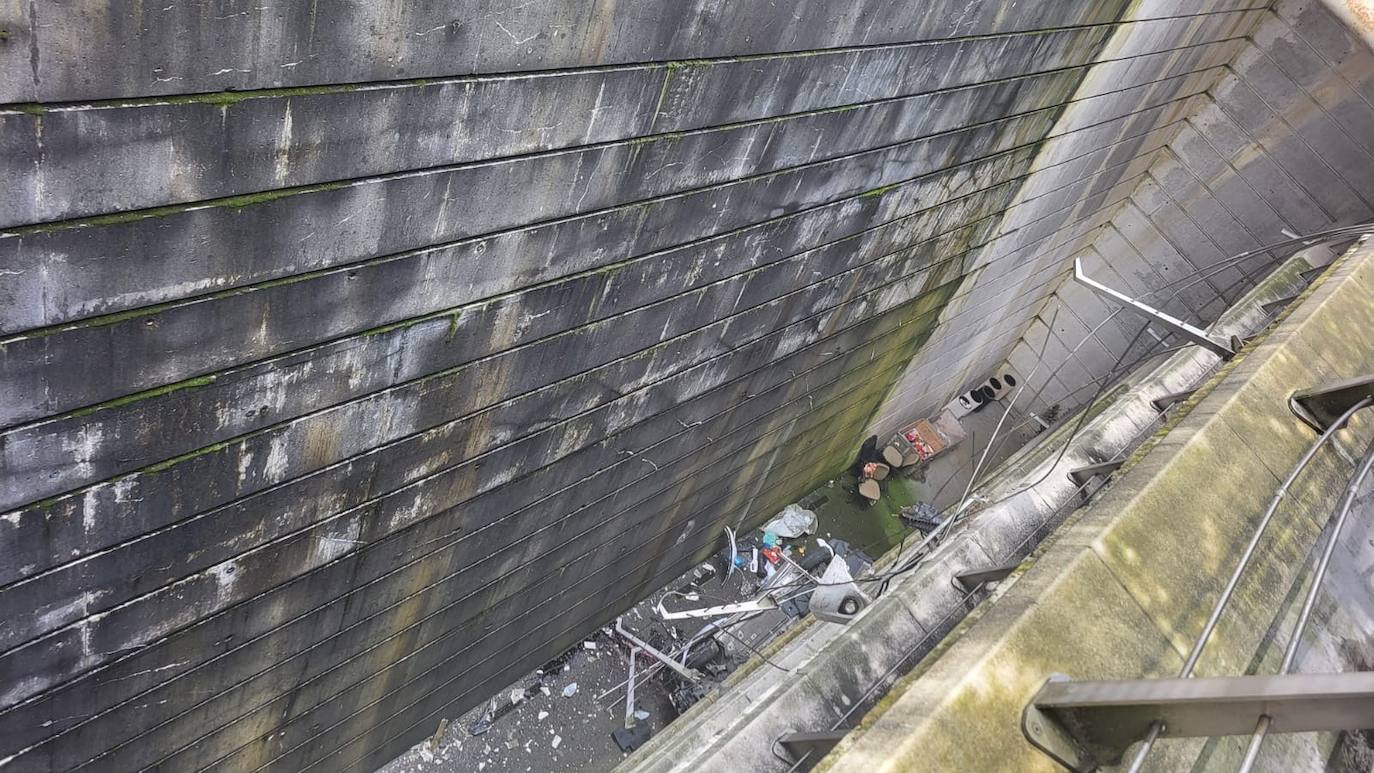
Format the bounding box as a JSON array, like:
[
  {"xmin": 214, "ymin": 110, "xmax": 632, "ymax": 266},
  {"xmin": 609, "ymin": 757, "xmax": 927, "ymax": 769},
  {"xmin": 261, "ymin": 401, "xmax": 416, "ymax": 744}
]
[
  {"xmin": 4, "ymin": 1, "xmax": 1374, "ymax": 772},
  {"xmin": 819, "ymin": 241, "xmax": 1374, "ymax": 772}
]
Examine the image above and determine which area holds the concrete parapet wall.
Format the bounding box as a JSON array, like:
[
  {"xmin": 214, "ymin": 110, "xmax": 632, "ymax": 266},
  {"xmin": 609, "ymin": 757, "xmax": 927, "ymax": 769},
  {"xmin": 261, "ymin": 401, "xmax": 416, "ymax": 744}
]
[{"xmin": 819, "ymin": 239, "xmax": 1374, "ymax": 772}]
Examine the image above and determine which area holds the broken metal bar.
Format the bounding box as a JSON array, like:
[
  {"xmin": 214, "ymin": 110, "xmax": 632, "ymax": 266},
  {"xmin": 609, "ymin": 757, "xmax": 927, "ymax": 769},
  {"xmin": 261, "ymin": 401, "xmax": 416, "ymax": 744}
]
[
  {"xmin": 615, "ymin": 619, "xmax": 702, "ymax": 684},
  {"xmin": 1067, "ymin": 460, "xmax": 1124, "ymax": 489},
  {"xmin": 777, "ymin": 730, "xmax": 848, "ymax": 762},
  {"xmin": 1149, "ymin": 388, "xmax": 1197, "ymax": 413},
  {"xmin": 953, "ymin": 562, "xmax": 1019, "ymax": 591},
  {"xmin": 656, "ymin": 596, "xmax": 779, "ymax": 621},
  {"xmin": 1022, "ymin": 672, "xmax": 1374, "ymax": 772},
  {"xmin": 1290, "ymin": 375, "xmax": 1374, "ymax": 433},
  {"xmin": 777, "ymin": 547, "xmax": 824, "ymax": 583},
  {"xmin": 624, "ymin": 646, "xmax": 641, "ymax": 730},
  {"xmin": 1072, "ymin": 258, "xmax": 1235, "ymax": 358}
]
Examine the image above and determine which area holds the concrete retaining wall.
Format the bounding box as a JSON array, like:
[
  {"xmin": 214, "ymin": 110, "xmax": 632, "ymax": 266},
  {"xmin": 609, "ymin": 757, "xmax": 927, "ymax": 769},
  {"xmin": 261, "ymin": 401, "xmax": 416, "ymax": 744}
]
[{"xmin": 0, "ymin": 2, "xmax": 1297, "ymax": 771}]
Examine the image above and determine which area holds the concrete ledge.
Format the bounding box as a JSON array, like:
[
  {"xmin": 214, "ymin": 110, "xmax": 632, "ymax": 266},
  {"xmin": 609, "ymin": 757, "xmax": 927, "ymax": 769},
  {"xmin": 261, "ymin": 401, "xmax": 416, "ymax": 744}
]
[{"xmin": 819, "ymin": 238, "xmax": 1374, "ymax": 771}]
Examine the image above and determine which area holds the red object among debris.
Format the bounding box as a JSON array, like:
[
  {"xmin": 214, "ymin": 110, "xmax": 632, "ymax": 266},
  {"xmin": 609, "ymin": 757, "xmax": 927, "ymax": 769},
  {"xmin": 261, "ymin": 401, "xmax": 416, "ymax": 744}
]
[{"xmin": 761, "ymin": 546, "xmax": 782, "ymax": 565}]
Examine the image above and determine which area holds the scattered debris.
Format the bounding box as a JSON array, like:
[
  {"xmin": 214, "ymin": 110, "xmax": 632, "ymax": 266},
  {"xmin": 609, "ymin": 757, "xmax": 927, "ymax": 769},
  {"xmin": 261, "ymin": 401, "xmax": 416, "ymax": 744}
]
[
  {"xmin": 761, "ymin": 545, "xmax": 781, "ymax": 565},
  {"xmin": 761, "ymin": 503, "xmax": 818, "ymax": 538},
  {"xmin": 467, "ymin": 698, "xmax": 502, "ymax": 736},
  {"xmin": 858, "ymin": 477, "xmax": 881, "ymax": 502},
  {"xmin": 615, "ymin": 619, "xmax": 702, "ymax": 683},
  {"xmin": 899, "ymin": 502, "xmax": 944, "ymax": 534},
  {"xmin": 888, "ymin": 410, "xmax": 966, "ymax": 467},
  {"xmin": 389, "ymin": 459, "xmax": 926, "ymax": 773},
  {"xmin": 612, "ymin": 723, "xmax": 652, "ymax": 752},
  {"xmin": 810, "ymin": 555, "xmax": 869, "ymax": 624},
  {"xmin": 656, "ymin": 594, "xmax": 780, "ymax": 620},
  {"xmin": 612, "ymin": 643, "xmax": 653, "ymax": 753},
  {"xmin": 780, "ymin": 593, "xmax": 811, "ymax": 618},
  {"xmin": 666, "ymin": 681, "xmax": 711, "ymax": 715},
  {"xmin": 469, "ymin": 674, "xmax": 552, "ymax": 736},
  {"xmin": 682, "ymin": 637, "xmax": 725, "ymax": 671}
]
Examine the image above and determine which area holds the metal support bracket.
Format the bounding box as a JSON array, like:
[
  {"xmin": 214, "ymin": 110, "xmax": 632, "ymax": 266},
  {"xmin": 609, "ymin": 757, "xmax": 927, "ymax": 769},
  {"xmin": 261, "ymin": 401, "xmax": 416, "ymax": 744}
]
[
  {"xmin": 954, "ymin": 562, "xmax": 1019, "ymax": 590},
  {"xmin": 1023, "ymin": 675, "xmax": 1090, "ymax": 770},
  {"xmin": 1150, "ymin": 388, "xmax": 1197, "ymax": 413},
  {"xmin": 1260, "ymin": 294, "xmax": 1300, "ymax": 316},
  {"xmin": 1299, "ymin": 264, "xmax": 1327, "ymax": 283},
  {"xmin": 1072, "ymin": 258, "xmax": 1235, "ymax": 359},
  {"xmin": 1067, "ymin": 460, "xmax": 1124, "ymax": 489},
  {"xmin": 1290, "ymin": 375, "xmax": 1374, "ymax": 433},
  {"xmin": 615, "ymin": 619, "xmax": 702, "ymax": 683},
  {"xmin": 777, "ymin": 730, "xmax": 847, "ymax": 762},
  {"xmin": 1023, "ymin": 672, "xmax": 1374, "ymax": 771}
]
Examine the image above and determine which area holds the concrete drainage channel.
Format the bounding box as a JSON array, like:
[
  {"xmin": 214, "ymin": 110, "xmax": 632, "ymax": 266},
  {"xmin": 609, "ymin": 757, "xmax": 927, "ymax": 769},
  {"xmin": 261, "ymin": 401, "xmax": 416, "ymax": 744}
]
[{"xmin": 382, "ymin": 251, "xmax": 1323, "ymax": 773}]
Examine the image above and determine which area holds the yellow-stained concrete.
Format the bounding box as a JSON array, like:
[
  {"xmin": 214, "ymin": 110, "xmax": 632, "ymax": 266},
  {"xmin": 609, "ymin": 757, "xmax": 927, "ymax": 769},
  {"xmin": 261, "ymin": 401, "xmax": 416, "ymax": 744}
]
[{"xmin": 819, "ymin": 239, "xmax": 1374, "ymax": 772}]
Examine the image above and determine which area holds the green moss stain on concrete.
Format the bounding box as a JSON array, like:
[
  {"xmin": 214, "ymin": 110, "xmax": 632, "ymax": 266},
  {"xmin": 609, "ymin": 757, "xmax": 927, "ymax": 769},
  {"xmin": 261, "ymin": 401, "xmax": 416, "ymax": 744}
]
[
  {"xmin": 144, "ymin": 438, "xmax": 237, "ymax": 475},
  {"xmin": 9, "ymin": 179, "xmax": 352, "ymax": 237},
  {"xmin": 66, "ymin": 374, "xmax": 218, "ymax": 419},
  {"xmin": 859, "ymin": 183, "xmax": 900, "ymax": 199},
  {"xmin": 807, "ymin": 472, "xmax": 926, "ymax": 557},
  {"xmin": 720, "ymin": 267, "xmax": 973, "ymax": 555}
]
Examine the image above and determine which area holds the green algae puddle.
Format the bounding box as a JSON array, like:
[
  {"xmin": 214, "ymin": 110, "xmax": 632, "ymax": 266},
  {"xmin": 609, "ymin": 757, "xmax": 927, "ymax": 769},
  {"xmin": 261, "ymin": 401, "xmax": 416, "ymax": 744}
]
[{"xmin": 796, "ymin": 471, "xmax": 927, "ymax": 558}]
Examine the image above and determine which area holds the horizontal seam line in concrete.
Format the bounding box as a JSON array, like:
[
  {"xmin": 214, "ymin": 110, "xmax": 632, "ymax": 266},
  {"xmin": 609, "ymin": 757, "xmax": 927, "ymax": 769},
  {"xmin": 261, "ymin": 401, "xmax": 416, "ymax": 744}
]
[
  {"xmin": 0, "ymin": 74, "xmax": 1216, "ymax": 434},
  {"xmin": 0, "ymin": 147, "xmax": 1160, "ymax": 565},
  {"xmin": 0, "ymin": 54, "xmax": 1228, "ymax": 339},
  {"xmin": 0, "ymin": 8, "xmax": 1266, "ymax": 111},
  {"xmin": 0, "ymin": 31, "xmax": 1242, "ymax": 235}
]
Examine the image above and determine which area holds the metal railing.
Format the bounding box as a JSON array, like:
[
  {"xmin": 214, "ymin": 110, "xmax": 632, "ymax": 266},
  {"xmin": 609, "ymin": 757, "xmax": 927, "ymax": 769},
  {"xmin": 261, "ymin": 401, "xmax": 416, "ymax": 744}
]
[{"xmin": 1023, "ymin": 376, "xmax": 1374, "ymax": 771}]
